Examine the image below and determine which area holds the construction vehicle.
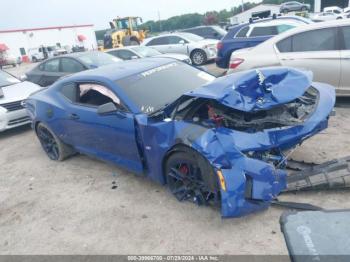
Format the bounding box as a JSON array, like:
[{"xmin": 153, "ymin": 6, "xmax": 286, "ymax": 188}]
[{"xmin": 103, "ymin": 17, "xmax": 147, "ymax": 49}]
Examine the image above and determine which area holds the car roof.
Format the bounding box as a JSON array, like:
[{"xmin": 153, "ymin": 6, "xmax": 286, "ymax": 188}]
[
  {"xmin": 143, "ymin": 32, "xmax": 199, "ymax": 43},
  {"xmin": 254, "ymin": 19, "xmax": 350, "ymax": 49},
  {"xmin": 60, "ymin": 57, "xmax": 176, "ymax": 82}
]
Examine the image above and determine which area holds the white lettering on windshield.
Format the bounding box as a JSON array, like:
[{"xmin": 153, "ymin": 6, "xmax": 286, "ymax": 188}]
[{"xmin": 141, "ymin": 62, "xmax": 178, "ymax": 78}]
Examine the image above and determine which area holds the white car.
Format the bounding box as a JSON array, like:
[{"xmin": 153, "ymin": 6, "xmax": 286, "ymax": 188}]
[
  {"xmin": 311, "ymin": 12, "xmax": 344, "ymax": 22},
  {"xmin": 142, "ymin": 32, "xmax": 218, "ymax": 65},
  {"xmin": 0, "ymin": 70, "xmax": 41, "ymax": 131},
  {"xmin": 227, "ymin": 20, "xmax": 350, "ymax": 96},
  {"xmin": 106, "ymin": 46, "xmax": 192, "ymax": 64},
  {"xmin": 324, "ymin": 6, "xmax": 343, "ymax": 14}
]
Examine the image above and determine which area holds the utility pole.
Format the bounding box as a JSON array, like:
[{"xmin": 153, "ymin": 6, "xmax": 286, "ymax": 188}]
[{"xmin": 241, "ymin": 0, "xmax": 244, "ymax": 12}]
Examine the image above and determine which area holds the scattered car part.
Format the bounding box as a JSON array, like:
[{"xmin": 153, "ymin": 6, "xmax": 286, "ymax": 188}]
[
  {"xmin": 285, "ymin": 156, "xmax": 350, "ymax": 192},
  {"xmin": 280, "ymin": 210, "xmax": 350, "ymax": 260}
]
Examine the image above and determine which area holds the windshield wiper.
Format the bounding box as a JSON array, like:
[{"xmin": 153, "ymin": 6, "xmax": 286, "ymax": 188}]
[{"xmin": 149, "ymin": 103, "xmax": 169, "ymax": 117}]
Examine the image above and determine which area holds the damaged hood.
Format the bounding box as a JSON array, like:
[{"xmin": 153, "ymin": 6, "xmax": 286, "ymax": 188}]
[{"xmin": 186, "ymin": 67, "xmax": 313, "ymax": 112}]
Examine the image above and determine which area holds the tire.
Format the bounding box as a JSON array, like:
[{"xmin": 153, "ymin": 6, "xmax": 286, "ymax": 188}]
[
  {"xmin": 283, "ymin": 9, "xmax": 289, "ymax": 14},
  {"xmin": 35, "ymin": 122, "xmax": 75, "ymax": 161},
  {"xmin": 337, "ymin": 17, "xmax": 343, "ymax": 20},
  {"xmin": 190, "ymin": 49, "xmax": 207, "ymax": 66},
  {"xmin": 301, "ymin": 7, "xmax": 306, "ymax": 11},
  {"xmin": 32, "ymin": 56, "xmax": 38, "ymax": 63},
  {"xmin": 165, "ymin": 148, "xmax": 219, "ymax": 205}
]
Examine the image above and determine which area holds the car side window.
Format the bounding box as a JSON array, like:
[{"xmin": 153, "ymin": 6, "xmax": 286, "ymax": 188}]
[
  {"xmin": 168, "ymin": 36, "xmax": 186, "ymax": 44},
  {"xmin": 60, "ymin": 83, "xmax": 78, "ymax": 102},
  {"xmin": 276, "ymin": 37, "xmax": 292, "ymax": 52},
  {"xmin": 292, "ymin": 27, "xmax": 336, "ymax": 52},
  {"xmin": 60, "ymin": 82, "xmax": 125, "ymax": 110},
  {"xmin": 249, "ymin": 26, "xmax": 278, "ymax": 37},
  {"xmin": 235, "ymin": 26, "xmax": 249, "ymax": 38},
  {"xmin": 341, "ymin": 26, "xmax": 350, "ymax": 50},
  {"xmin": 60, "ymin": 58, "xmax": 85, "ymax": 73},
  {"xmin": 43, "ymin": 59, "xmax": 60, "ymax": 72},
  {"xmin": 146, "ymin": 37, "xmax": 169, "ymax": 46},
  {"xmin": 276, "ymin": 24, "xmax": 295, "ymax": 34}
]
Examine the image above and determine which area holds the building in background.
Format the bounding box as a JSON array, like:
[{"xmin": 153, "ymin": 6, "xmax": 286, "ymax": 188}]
[
  {"xmin": 229, "ymin": 4, "xmax": 280, "ymax": 25},
  {"xmin": 0, "ymin": 24, "xmax": 97, "ymax": 60}
]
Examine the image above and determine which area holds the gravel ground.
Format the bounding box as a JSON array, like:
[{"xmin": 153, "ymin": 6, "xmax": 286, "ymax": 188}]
[{"xmin": 1, "ymin": 63, "xmax": 350, "ymax": 255}]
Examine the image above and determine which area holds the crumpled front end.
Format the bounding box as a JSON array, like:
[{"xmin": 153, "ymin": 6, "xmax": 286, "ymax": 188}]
[
  {"xmin": 137, "ymin": 67, "xmax": 335, "ymax": 218},
  {"xmin": 188, "ymin": 81, "xmax": 335, "ymax": 217}
]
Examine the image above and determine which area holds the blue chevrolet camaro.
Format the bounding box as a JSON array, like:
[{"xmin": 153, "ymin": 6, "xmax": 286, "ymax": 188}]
[{"xmin": 25, "ymin": 58, "xmax": 335, "ymax": 217}]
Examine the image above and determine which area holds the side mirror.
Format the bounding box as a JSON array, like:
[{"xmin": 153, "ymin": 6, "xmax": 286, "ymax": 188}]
[
  {"xmin": 179, "ymin": 40, "xmax": 185, "ymax": 45},
  {"xmin": 19, "ymin": 75, "xmax": 27, "ymax": 81},
  {"xmin": 97, "ymin": 102, "xmax": 118, "ymax": 115}
]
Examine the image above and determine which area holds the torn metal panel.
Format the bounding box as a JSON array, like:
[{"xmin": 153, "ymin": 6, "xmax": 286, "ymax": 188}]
[{"xmin": 186, "ymin": 67, "xmax": 313, "ymax": 112}]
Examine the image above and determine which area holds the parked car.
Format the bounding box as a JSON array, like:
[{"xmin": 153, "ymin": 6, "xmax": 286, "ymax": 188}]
[
  {"xmin": 344, "ymin": 7, "xmax": 350, "ymax": 14},
  {"xmin": 324, "ymin": 6, "xmax": 343, "ymax": 14},
  {"xmin": 0, "ymin": 53, "xmax": 18, "ymax": 69},
  {"xmin": 227, "ymin": 20, "xmax": 350, "ymax": 96},
  {"xmin": 0, "ymin": 70, "xmax": 41, "ymax": 131},
  {"xmin": 180, "ymin": 25, "xmax": 227, "ymax": 40},
  {"xmin": 25, "ymin": 51, "xmax": 122, "ymax": 87},
  {"xmin": 280, "ymin": 1, "xmax": 311, "ymax": 13},
  {"xmin": 311, "ymin": 12, "xmax": 344, "ymax": 21},
  {"xmin": 106, "ymin": 46, "xmax": 192, "ymax": 64},
  {"xmin": 216, "ymin": 17, "xmax": 310, "ymax": 69},
  {"xmin": 25, "ymin": 58, "xmax": 335, "ymax": 217},
  {"xmin": 142, "ymin": 32, "xmax": 218, "ymax": 65}
]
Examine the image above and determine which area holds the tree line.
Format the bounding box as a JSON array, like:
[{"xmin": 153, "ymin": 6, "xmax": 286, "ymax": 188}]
[{"xmin": 140, "ymin": 0, "xmax": 314, "ymax": 33}]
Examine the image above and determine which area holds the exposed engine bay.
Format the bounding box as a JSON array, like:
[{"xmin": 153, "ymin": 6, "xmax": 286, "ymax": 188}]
[{"xmin": 173, "ymin": 87, "xmax": 319, "ymax": 133}]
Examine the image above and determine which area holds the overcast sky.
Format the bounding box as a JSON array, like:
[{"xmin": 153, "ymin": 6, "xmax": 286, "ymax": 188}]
[{"xmin": 0, "ymin": 0, "xmax": 262, "ymax": 30}]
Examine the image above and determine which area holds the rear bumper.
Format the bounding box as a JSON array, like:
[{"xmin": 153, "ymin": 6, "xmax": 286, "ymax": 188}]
[{"xmin": 0, "ymin": 109, "xmax": 31, "ymax": 131}]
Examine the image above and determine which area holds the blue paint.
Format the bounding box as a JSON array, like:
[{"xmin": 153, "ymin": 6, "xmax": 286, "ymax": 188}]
[{"xmin": 26, "ymin": 59, "xmax": 335, "ymax": 217}]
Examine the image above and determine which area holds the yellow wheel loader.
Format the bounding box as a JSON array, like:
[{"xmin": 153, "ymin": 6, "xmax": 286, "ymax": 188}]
[{"xmin": 103, "ymin": 17, "xmax": 147, "ymax": 49}]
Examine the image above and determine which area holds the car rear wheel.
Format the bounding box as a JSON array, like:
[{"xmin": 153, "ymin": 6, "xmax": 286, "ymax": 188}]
[
  {"xmin": 165, "ymin": 149, "xmax": 219, "ymax": 205},
  {"xmin": 36, "ymin": 123, "xmax": 75, "ymax": 161},
  {"xmin": 191, "ymin": 50, "xmax": 207, "ymax": 66},
  {"xmin": 32, "ymin": 57, "xmax": 38, "ymax": 63}
]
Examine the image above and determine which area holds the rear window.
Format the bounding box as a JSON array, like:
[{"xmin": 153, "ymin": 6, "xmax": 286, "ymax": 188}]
[{"xmin": 115, "ymin": 62, "xmax": 215, "ymax": 114}]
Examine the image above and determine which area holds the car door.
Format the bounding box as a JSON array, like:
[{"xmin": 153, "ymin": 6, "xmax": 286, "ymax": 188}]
[
  {"xmin": 276, "ymin": 27, "xmax": 341, "ymax": 89},
  {"xmin": 340, "ymin": 26, "xmax": 350, "ymax": 94},
  {"xmin": 58, "ymin": 81, "xmax": 143, "ymax": 173},
  {"xmin": 166, "ymin": 36, "xmax": 189, "ymax": 54},
  {"xmin": 38, "ymin": 58, "xmax": 64, "ymax": 86},
  {"xmin": 145, "ymin": 36, "xmax": 170, "ymax": 53}
]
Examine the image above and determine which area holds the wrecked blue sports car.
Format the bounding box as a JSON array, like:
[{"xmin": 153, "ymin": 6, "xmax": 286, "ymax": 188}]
[{"xmin": 25, "ymin": 58, "xmax": 335, "ymax": 217}]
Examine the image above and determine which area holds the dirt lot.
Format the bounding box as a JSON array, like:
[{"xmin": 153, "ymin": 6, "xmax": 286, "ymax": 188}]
[{"xmin": 1, "ymin": 63, "xmax": 350, "ymax": 255}]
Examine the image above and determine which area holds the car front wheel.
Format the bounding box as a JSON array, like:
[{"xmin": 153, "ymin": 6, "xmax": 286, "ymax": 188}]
[
  {"xmin": 191, "ymin": 50, "xmax": 207, "ymax": 66},
  {"xmin": 165, "ymin": 148, "xmax": 219, "ymax": 205},
  {"xmin": 36, "ymin": 123, "xmax": 75, "ymax": 161}
]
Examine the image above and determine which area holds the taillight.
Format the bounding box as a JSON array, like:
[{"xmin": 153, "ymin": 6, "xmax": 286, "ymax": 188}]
[
  {"xmin": 229, "ymin": 58, "xmax": 244, "ymax": 69},
  {"xmin": 217, "ymin": 42, "xmax": 223, "ymax": 50}
]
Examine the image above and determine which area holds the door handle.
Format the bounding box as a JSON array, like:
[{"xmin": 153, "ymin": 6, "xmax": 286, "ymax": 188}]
[
  {"xmin": 69, "ymin": 113, "xmax": 80, "ymax": 120},
  {"xmin": 281, "ymin": 58, "xmax": 295, "ymax": 61}
]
